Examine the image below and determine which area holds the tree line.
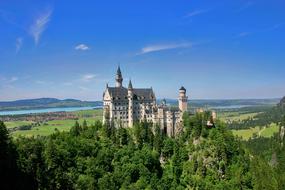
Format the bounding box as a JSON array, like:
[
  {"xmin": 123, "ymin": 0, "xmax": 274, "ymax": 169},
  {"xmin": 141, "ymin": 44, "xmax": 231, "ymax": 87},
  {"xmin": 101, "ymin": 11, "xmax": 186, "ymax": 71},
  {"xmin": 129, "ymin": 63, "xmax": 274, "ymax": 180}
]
[{"xmin": 0, "ymin": 112, "xmax": 282, "ymax": 189}]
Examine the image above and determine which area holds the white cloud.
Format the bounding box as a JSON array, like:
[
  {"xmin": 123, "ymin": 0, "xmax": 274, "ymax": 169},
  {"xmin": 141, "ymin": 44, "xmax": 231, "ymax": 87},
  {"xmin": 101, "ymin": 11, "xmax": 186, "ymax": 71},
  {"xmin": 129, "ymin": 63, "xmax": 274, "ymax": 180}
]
[
  {"xmin": 16, "ymin": 37, "xmax": 23, "ymax": 53},
  {"xmin": 75, "ymin": 44, "xmax": 90, "ymax": 51},
  {"xmin": 139, "ymin": 42, "xmax": 192, "ymax": 55},
  {"xmin": 9, "ymin": 77, "xmax": 18, "ymax": 83},
  {"xmin": 29, "ymin": 8, "xmax": 53, "ymax": 45},
  {"xmin": 184, "ymin": 9, "xmax": 209, "ymax": 18},
  {"xmin": 81, "ymin": 74, "xmax": 96, "ymax": 82}
]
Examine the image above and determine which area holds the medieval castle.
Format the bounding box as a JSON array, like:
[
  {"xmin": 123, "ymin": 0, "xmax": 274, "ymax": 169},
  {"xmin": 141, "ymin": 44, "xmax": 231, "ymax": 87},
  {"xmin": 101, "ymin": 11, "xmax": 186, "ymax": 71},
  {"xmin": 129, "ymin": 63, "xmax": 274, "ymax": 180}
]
[{"xmin": 103, "ymin": 66, "xmax": 188, "ymax": 136}]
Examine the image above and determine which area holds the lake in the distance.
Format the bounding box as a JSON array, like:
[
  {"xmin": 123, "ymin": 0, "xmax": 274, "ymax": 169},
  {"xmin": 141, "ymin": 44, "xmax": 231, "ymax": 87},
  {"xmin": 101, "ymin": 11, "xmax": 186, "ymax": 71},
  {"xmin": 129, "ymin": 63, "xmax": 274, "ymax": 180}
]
[
  {"xmin": 0, "ymin": 104, "xmax": 260, "ymax": 116},
  {"xmin": 0, "ymin": 106, "xmax": 102, "ymax": 116}
]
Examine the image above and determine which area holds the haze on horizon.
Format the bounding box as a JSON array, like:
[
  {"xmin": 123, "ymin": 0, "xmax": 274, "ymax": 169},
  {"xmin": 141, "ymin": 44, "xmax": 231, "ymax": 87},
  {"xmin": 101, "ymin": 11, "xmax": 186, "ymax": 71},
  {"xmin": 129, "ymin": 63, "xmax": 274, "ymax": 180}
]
[{"xmin": 0, "ymin": 0, "xmax": 284, "ymax": 101}]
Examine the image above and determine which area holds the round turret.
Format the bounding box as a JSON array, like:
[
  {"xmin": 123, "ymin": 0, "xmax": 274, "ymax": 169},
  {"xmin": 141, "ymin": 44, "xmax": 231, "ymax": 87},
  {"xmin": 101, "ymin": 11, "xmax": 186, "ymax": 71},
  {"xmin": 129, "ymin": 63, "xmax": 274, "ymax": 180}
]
[
  {"xmin": 179, "ymin": 86, "xmax": 186, "ymax": 93},
  {"xmin": 178, "ymin": 86, "xmax": 188, "ymax": 112}
]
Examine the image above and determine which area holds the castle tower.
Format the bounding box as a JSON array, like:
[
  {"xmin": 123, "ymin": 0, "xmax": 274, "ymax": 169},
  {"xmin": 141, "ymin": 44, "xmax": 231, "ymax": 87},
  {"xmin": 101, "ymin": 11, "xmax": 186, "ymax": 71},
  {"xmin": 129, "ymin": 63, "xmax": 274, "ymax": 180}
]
[
  {"xmin": 178, "ymin": 86, "xmax": 188, "ymax": 112},
  {"xmin": 128, "ymin": 80, "xmax": 134, "ymax": 127},
  {"xmin": 115, "ymin": 66, "xmax": 123, "ymax": 88}
]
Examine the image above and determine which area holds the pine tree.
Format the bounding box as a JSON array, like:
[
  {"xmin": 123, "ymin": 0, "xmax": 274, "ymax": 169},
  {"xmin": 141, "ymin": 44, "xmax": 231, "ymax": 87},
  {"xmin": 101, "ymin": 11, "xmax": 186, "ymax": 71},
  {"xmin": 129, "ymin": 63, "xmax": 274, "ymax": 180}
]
[
  {"xmin": 82, "ymin": 120, "xmax": 88, "ymax": 130},
  {"xmin": 0, "ymin": 121, "xmax": 9, "ymax": 158},
  {"xmin": 70, "ymin": 121, "xmax": 81, "ymax": 136}
]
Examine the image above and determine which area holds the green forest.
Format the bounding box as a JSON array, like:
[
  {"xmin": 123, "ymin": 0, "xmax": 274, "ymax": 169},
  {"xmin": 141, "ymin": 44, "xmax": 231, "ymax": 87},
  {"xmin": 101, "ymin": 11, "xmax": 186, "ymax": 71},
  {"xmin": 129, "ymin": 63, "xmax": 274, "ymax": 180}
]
[{"xmin": 1, "ymin": 106, "xmax": 285, "ymax": 190}]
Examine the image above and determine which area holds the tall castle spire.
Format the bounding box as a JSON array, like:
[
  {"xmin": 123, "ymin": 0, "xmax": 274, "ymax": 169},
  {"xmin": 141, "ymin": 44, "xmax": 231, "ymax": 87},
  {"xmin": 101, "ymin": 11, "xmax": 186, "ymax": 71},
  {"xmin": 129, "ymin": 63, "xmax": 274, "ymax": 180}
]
[
  {"xmin": 128, "ymin": 79, "xmax": 134, "ymax": 127},
  {"xmin": 115, "ymin": 66, "xmax": 123, "ymax": 87},
  {"xmin": 128, "ymin": 79, "xmax": 133, "ymax": 90}
]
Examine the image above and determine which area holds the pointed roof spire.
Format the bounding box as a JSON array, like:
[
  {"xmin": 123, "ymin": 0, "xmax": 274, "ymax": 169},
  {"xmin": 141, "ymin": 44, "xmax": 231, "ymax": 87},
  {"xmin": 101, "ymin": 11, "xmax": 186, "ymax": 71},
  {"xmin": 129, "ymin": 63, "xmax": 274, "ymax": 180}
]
[
  {"xmin": 117, "ymin": 65, "xmax": 122, "ymax": 76},
  {"xmin": 106, "ymin": 83, "xmax": 109, "ymax": 88},
  {"xmin": 115, "ymin": 65, "xmax": 123, "ymax": 87},
  {"xmin": 128, "ymin": 79, "xmax": 133, "ymax": 89}
]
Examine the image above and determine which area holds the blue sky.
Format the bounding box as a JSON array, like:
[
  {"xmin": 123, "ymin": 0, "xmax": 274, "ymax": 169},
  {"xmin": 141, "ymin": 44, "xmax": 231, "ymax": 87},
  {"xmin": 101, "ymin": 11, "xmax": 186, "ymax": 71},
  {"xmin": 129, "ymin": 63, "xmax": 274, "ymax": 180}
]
[{"xmin": 0, "ymin": 0, "xmax": 284, "ymax": 101}]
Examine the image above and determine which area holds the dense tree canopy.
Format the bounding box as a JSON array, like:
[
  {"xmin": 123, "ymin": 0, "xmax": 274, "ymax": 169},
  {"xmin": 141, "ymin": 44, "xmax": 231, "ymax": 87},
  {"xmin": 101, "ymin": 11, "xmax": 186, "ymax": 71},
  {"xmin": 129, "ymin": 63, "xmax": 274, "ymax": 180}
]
[{"xmin": 0, "ymin": 111, "xmax": 284, "ymax": 189}]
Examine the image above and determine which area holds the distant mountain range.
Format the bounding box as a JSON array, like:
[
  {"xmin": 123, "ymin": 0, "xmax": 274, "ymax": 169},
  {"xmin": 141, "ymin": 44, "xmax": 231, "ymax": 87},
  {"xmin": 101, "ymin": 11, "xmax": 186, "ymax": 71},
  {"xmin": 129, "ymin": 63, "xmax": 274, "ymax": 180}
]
[
  {"xmin": 0, "ymin": 97, "xmax": 281, "ymax": 111},
  {"xmin": 163, "ymin": 98, "xmax": 281, "ymax": 108},
  {"xmin": 0, "ymin": 98, "xmax": 102, "ymax": 111}
]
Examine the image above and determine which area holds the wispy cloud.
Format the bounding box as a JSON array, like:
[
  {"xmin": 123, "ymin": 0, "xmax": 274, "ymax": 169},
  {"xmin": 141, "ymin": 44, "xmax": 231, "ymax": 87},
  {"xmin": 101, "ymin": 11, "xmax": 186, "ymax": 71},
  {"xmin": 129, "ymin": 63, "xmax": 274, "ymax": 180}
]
[
  {"xmin": 0, "ymin": 76, "xmax": 18, "ymax": 88},
  {"xmin": 236, "ymin": 23, "xmax": 284, "ymax": 38},
  {"xmin": 35, "ymin": 80, "xmax": 53, "ymax": 85},
  {"xmin": 236, "ymin": 1, "xmax": 254, "ymax": 12},
  {"xmin": 79, "ymin": 86, "xmax": 88, "ymax": 91},
  {"xmin": 138, "ymin": 42, "xmax": 192, "ymax": 55},
  {"xmin": 16, "ymin": 37, "xmax": 23, "ymax": 53},
  {"xmin": 62, "ymin": 82, "xmax": 73, "ymax": 86},
  {"xmin": 29, "ymin": 8, "xmax": 53, "ymax": 45},
  {"xmin": 264, "ymin": 23, "xmax": 285, "ymax": 32},
  {"xmin": 9, "ymin": 77, "xmax": 18, "ymax": 83},
  {"xmin": 0, "ymin": 9, "xmax": 21, "ymax": 28},
  {"xmin": 237, "ymin": 32, "xmax": 251, "ymax": 38},
  {"xmin": 184, "ymin": 9, "xmax": 210, "ymax": 18},
  {"xmin": 75, "ymin": 44, "xmax": 90, "ymax": 51},
  {"xmin": 81, "ymin": 74, "xmax": 96, "ymax": 82}
]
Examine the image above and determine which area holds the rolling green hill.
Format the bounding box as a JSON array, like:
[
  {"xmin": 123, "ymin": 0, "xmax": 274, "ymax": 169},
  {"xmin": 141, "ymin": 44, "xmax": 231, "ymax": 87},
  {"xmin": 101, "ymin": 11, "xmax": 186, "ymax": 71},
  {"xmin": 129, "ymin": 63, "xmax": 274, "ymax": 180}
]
[{"xmin": 0, "ymin": 98, "xmax": 102, "ymax": 111}]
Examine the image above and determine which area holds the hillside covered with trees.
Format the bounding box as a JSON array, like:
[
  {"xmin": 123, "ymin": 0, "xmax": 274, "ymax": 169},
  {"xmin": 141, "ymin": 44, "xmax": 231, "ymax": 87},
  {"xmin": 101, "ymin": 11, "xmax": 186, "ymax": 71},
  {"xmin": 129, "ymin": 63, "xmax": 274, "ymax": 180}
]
[
  {"xmin": 1, "ymin": 110, "xmax": 284, "ymax": 190},
  {"xmin": 0, "ymin": 98, "xmax": 102, "ymax": 111}
]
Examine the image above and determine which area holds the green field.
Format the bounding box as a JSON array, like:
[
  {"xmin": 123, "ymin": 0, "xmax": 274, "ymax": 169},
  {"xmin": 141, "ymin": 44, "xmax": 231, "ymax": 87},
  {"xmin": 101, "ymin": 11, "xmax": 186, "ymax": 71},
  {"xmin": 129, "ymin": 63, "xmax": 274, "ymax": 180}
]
[
  {"xmin": 73, "ymin": 109, "xmax": 103, "ymax": 118},
  {"xmin": 232, "ymin": 123, "xmax": 279, "ymax": 140},
  {"xmin": 219, "ymin": 111, "xmax": 260, "ymax": 122},
  {"xmin": 7, "ymin": 108, "xmax": 279, "ymax": 139},
  {"xmin": 219, "ymin": 110, "xmax": 279, "ymax": 140},
  {"xmin": 5, "ymin": 121, "xmax": 34, "ymax": 129},
  {"xmin": 10, "ymin": 109, "xmax": 103, "ymax": 137},
  {"xmin": 260, "ymin": 123, "xmax": 279, "ymax": 138}
]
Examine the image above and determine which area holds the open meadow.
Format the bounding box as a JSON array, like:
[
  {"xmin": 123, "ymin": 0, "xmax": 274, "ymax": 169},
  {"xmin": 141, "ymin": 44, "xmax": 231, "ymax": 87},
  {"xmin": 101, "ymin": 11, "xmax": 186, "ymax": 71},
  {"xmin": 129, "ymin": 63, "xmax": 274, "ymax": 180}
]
[
  {"xmin": 231, "ymin": 123, "xmax": 279, "ymax": 140},
  {"xmin": 218, "ymin": 111, "xmax": 261, "ymax": 122},
  {"xmin": 10, "ymin": 109, "xmax": 103, "ymax": 137},
  {"xmin": 218, "ymin": 108, "xmax": 280, "ymax": 140}
]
